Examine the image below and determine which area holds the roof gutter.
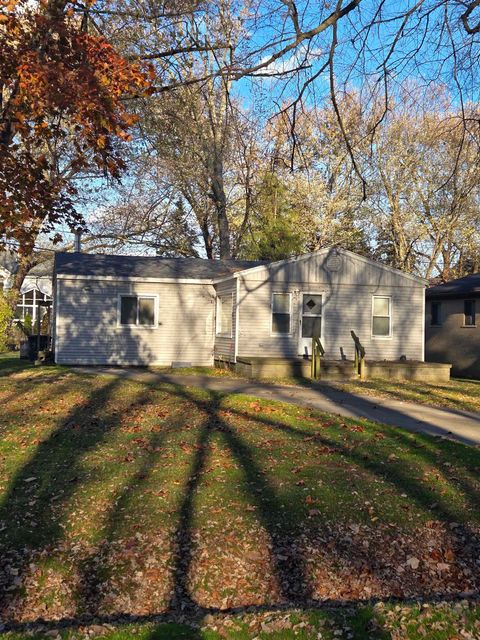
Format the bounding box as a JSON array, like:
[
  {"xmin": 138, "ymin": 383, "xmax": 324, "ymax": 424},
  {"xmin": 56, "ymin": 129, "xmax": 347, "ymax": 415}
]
[{"xmin": 55, "ymin": 271, "xmax": 254, "ymax": 285}]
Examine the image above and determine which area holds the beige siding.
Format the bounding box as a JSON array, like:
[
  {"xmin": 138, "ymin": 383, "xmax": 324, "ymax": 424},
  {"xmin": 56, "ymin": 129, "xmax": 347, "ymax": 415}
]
[
  {"xmin": 55, "ymin": 278, "xmax": 215, "ymax": 366},
  {"xmin": 213, "ymin": 279, "xmax": 236, "ymax": 362},
  {"xmin": 54, "ymin": 249, "xmax": 426, "ymax": 367},
  {"xmin": 426, "ymin": 298, "xmax": 480, "ymax": 378},
  {"xmin": 242, "ymin": 250, "xmax": 422, "ymax": 287},
  {"xmin": 237, "ymin": 251, "xmax": 425, "ymax": 361}
]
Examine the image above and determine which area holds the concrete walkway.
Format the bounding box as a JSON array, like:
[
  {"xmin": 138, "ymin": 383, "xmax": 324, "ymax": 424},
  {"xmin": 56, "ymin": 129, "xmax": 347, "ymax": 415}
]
[{"xmin": 74, "ymin": 367, "xmax": 480, "ymax": 446}]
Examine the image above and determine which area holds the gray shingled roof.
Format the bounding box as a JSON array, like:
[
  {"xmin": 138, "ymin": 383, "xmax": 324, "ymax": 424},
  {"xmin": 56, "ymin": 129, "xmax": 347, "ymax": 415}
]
[
  {"xmin": 0, "ymin": 251, "xmax": 54, "ymax": 278},
  {"xmin": 28, "ymin": 259, "xmax": 54, "ymax": 277},
  {"xmin": 427, "ymin": 273, "xmax": 480, "ymax": 299},
  {"xmin": 54, "ymin": 252, "xmax": 267, "ymax": 280},
  {"xmin": 0, "ymin": 251, "xmax": 18, "ymax": 274}
]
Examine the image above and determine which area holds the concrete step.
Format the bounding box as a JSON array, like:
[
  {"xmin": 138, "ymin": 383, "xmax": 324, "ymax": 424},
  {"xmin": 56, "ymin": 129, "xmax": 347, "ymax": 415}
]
[
  {"xmin": 232, "ymin": 357, "xmax": 359, "ymax": 380},
  {"xmin": 316, "ymin": 360, "xmax": 360, "ymax": 380}
]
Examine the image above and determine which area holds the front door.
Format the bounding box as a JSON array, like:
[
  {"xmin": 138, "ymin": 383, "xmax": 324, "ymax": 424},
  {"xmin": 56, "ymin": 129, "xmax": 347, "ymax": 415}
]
[{"xmin": 298, "ymin": 293, "xmax": 323, "ymax": 356}]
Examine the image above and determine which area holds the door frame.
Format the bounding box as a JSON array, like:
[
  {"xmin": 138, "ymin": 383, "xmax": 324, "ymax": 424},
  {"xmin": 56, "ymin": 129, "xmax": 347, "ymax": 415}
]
[{"xmin": 297, "ymin": 291, "xmax": 324, "ymax": 356}]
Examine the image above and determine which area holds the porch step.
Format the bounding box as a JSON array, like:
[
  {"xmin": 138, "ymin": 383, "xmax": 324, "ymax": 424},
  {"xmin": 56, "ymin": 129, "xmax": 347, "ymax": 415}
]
[
  {"xmin": 315, "ymin": 360, "xmax": 360, "ymax": 381},
  {"xmin": 233, "ymin": 357, "xmax": 359, "ymax": 381}
]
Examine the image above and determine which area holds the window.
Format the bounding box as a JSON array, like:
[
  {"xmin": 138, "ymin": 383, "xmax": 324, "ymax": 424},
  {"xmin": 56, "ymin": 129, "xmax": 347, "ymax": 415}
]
[
  {"xmin": 372, "ymin": 295, "xmax": 391, "ymax": 337},
  {"xmin": 431, "ymin": 301, "xmax": 442, "ymax": 326},
  {"xmin": 464, "ymin": 299, "xmax": 476, "ymax": 326},
  {"xmin": 15, "ymin": 289, "xmax": 51, "ymax": 324},
  {"xmin": 272, "ymin": 292, "xmax": 291, "ymax": 335},
  {"xmin": 119, "ymin": 295, "xmax": 156, "ymax": 326},
  {"xmin": 216, "ymin": 294, "xmax": 233, "ymax": 336}
]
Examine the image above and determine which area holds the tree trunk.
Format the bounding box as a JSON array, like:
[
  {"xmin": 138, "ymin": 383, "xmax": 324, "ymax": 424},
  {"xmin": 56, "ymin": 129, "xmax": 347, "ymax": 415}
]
[
  {"xmin": 209, "ymin": 153, "xmax": 231, "ymax": 259},
  {"xmin": 200, "ymin": 216, "xmax": 214, "ymax": 260},
  {"xmin": 6, "ymin": 252, "xmax": 34, "ymax": 312}
]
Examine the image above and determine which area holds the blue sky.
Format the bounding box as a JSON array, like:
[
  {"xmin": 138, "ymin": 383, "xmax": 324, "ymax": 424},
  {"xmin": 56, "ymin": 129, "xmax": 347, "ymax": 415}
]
[{"xmin": 45, "ymin": 0, "xmax": 480, "ymax": 253}]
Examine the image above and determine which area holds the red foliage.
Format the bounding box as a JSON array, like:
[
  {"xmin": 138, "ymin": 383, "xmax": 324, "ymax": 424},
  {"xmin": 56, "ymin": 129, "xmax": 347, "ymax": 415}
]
[{"xmin": 0, "ymin": 0, "xmax": 152, "ymax": 252}]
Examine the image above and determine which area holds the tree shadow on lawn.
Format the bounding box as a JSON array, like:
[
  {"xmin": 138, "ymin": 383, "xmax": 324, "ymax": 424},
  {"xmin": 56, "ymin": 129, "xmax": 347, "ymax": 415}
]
[
  {"xmin": 81, "ymin": 382, "xmax": 480, "ymax": 634},
  {"xmin": 0, "ymin": 367, "xmax": 76, "ymax": 422},
  {"xmin": 360, "ymin": 379, "xmax": 480, "ymax": 415},
  {"xmin": 0, "ymin": 379, "xmax": 479, "ymax": 639},
  {"xmin": 168, "ymin": 384, "xmax": 480, "ymax": 596},
  {"xmin": 0, "ymin": 374, "xmax": 165, "ymax": 619}
]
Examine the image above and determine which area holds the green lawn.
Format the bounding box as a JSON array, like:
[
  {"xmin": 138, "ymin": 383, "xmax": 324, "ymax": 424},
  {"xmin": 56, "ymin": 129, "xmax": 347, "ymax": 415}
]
[
  {"xmin": 154, "ymin": 360, "xmax": 480, "ymax": 414},
  {"xmin": 0, "ymin": 354, "xmax": 479, "ymax": 638},
  {"xmin": 330, "ymin": 377, "xmax": 480, "ymax": 414}
]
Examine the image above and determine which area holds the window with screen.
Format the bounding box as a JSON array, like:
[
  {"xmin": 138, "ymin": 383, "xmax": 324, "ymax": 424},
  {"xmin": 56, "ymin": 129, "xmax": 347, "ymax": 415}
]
[
  {"xmin": 216, "ymin": 295, "xmax": 233, "ymax": 336},
  {"xmin": 464, "ymin": 299, "xmax": 476, "ymax": 326},
  {"xmin": 119, "ymin": 295, "xmax": 156, "ymax": 326},
  {"xmin": 372, "ymin": 296, "xmax": 392, "ymax": 337},
  {"xmin": 272, "ymin": 293, "xmax": 291, "ymax": 335},
  {"xmin": 431, "ymin": 301, "xmax": 442, "ymax": 326}
]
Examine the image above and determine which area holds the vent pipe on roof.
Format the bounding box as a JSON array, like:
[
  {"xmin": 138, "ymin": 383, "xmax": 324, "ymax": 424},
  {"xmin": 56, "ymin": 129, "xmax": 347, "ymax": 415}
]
[{"xmin": 74, "ymin": 228, "xmax": 82, "ymax": 252}]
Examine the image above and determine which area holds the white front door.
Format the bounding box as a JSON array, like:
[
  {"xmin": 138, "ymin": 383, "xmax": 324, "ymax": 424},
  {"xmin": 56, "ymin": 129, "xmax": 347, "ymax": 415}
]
[{"xmin": 298, "ymin": 292, "xmax": 323, "ymax": 356}]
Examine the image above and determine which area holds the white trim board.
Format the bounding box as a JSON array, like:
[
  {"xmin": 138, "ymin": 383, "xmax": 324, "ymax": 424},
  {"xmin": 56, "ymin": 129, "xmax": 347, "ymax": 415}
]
[{"xmin": 57, "ymin": 274, "xmax": 213, "ymax": 284}]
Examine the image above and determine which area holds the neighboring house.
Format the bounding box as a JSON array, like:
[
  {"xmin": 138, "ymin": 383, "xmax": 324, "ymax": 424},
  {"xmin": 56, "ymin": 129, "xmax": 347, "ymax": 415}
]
[
  {"xmin": 0, "ymin": 252, "xmax": 53, "ymax": 325},
  {"xmin": 52, "ymin": 247, "xmax": 429, "ymax": 373},
  {"xmin": 426, "ymin": 273, "xmax": 480, "ymax": 378},
  {"xmin": 0, "ymin": 252, "xmax": 17, "ymax": 291}
]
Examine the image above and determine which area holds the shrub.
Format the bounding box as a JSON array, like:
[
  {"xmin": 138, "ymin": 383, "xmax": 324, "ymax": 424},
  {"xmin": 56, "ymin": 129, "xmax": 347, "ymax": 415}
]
[
  {"xmin": 23, "ymin": 312, "xmax": 33, "ymax": 336},
  {"xmin": 0, "ymin": 292, "xmax": 14, "ymax": 351}
]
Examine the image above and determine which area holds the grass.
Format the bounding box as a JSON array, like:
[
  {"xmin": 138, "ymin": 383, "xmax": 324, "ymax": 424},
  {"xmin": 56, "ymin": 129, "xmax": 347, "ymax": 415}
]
[
  {"xmin": 0, "ymin": 353, "xmax": 479, "ymax": 638},
  {"xmin": 3, "ymin": 603, "xmax": 480, "ymax": 639},
  {"xmin": 330, "ymin": 377, "xmax": 480, "ymax": 414},
  {"xmin": 153, "ymin": 360, "xmax": 480, "ymax": 414}
]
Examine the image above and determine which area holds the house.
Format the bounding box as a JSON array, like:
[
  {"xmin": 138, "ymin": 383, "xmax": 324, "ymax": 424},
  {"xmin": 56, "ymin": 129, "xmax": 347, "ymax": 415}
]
[
  {"xmin": 52, "ymin": 247, "xmax": 451, "ymax": 380},
  {"xmin": 426, "ymin": 273, "xmax": 480, "ymax": 379},
  {"xmin": 0, "ymin": 252, "xmax": 53, "ymax": 326}
]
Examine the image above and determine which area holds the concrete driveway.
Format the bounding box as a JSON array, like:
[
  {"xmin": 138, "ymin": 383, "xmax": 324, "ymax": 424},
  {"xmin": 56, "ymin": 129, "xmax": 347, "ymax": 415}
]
[{"xmin": 74, "ymin": 367, "xmax": 480, "ymax": 447}]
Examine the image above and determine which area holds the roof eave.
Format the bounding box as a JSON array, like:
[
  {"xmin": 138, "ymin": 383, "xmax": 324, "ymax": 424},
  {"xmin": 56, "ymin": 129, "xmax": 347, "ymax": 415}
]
[{"xmin": 426, "ymin": 290, "xmax": 480, "ymax": 299}]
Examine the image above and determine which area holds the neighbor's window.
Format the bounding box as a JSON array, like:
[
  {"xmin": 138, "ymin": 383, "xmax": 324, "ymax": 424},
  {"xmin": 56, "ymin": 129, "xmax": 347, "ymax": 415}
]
[
  {"xmin": 119, "ymin": 295, "xmax": 156, "ymax": 326},
  {"xmin": 216, "ymin": 294, "xmax": 233, "ymax": 336},
  {"xmin": 15, "ymin": 289, "xmax": 51, "ymax": 324},
  {"xmin": 464, "ymin": 299, "xmax": 476, "ymax": 326},
  {"xmin": 372, "ymin": 295, "xmax": 392, "ymax": 337},
  {"xmin": 431, "ymin": 301, "xmax": 442, "ymax": 326},
  {"xmin": 272, "ymin": 292, "xmax": 291, "ymax": 335}
]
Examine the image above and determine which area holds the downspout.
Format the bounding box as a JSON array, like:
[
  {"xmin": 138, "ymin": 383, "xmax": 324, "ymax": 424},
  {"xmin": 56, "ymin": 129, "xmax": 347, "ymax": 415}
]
[
  {"xmin": 52, "ymin": 274, "xmax": 58, "ymax": 363},
  {"xmin": 422, "ymin": 286, "xmax": 426, "ymax": 362},
  {"xmin": 234, "ymin": 276, "xmax": 240, "ymax": 363}
]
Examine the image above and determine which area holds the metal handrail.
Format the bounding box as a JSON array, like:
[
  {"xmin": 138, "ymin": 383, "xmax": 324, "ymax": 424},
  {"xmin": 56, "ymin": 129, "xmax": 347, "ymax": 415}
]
[
  {"xmin": 350, "ymin": 330, "xmax": 366, "ymax": 379},
  {"xmin": 311, "ymin": 335, "xmax": 325, "ymax": 380}
]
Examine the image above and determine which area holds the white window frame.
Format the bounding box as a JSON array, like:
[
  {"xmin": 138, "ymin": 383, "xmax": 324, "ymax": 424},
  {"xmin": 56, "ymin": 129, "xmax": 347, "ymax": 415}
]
[
  {"xmin": 216, "ymin": 293, "xmax": 233, "ymax": 338},
  {"xmin": 15, "ymin": 288, "xmax": 52, "ymax": 324},
  {"xmin": 117, "ymin": 293, "xmax": 159, "ymax": 328},
  {"xmin": 371, "ymin": 295, "xmax": 392, "ymax": 339},
  {"xmin": 271, "ymin": 292, "xmax": 292, "ymax": 337}
]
